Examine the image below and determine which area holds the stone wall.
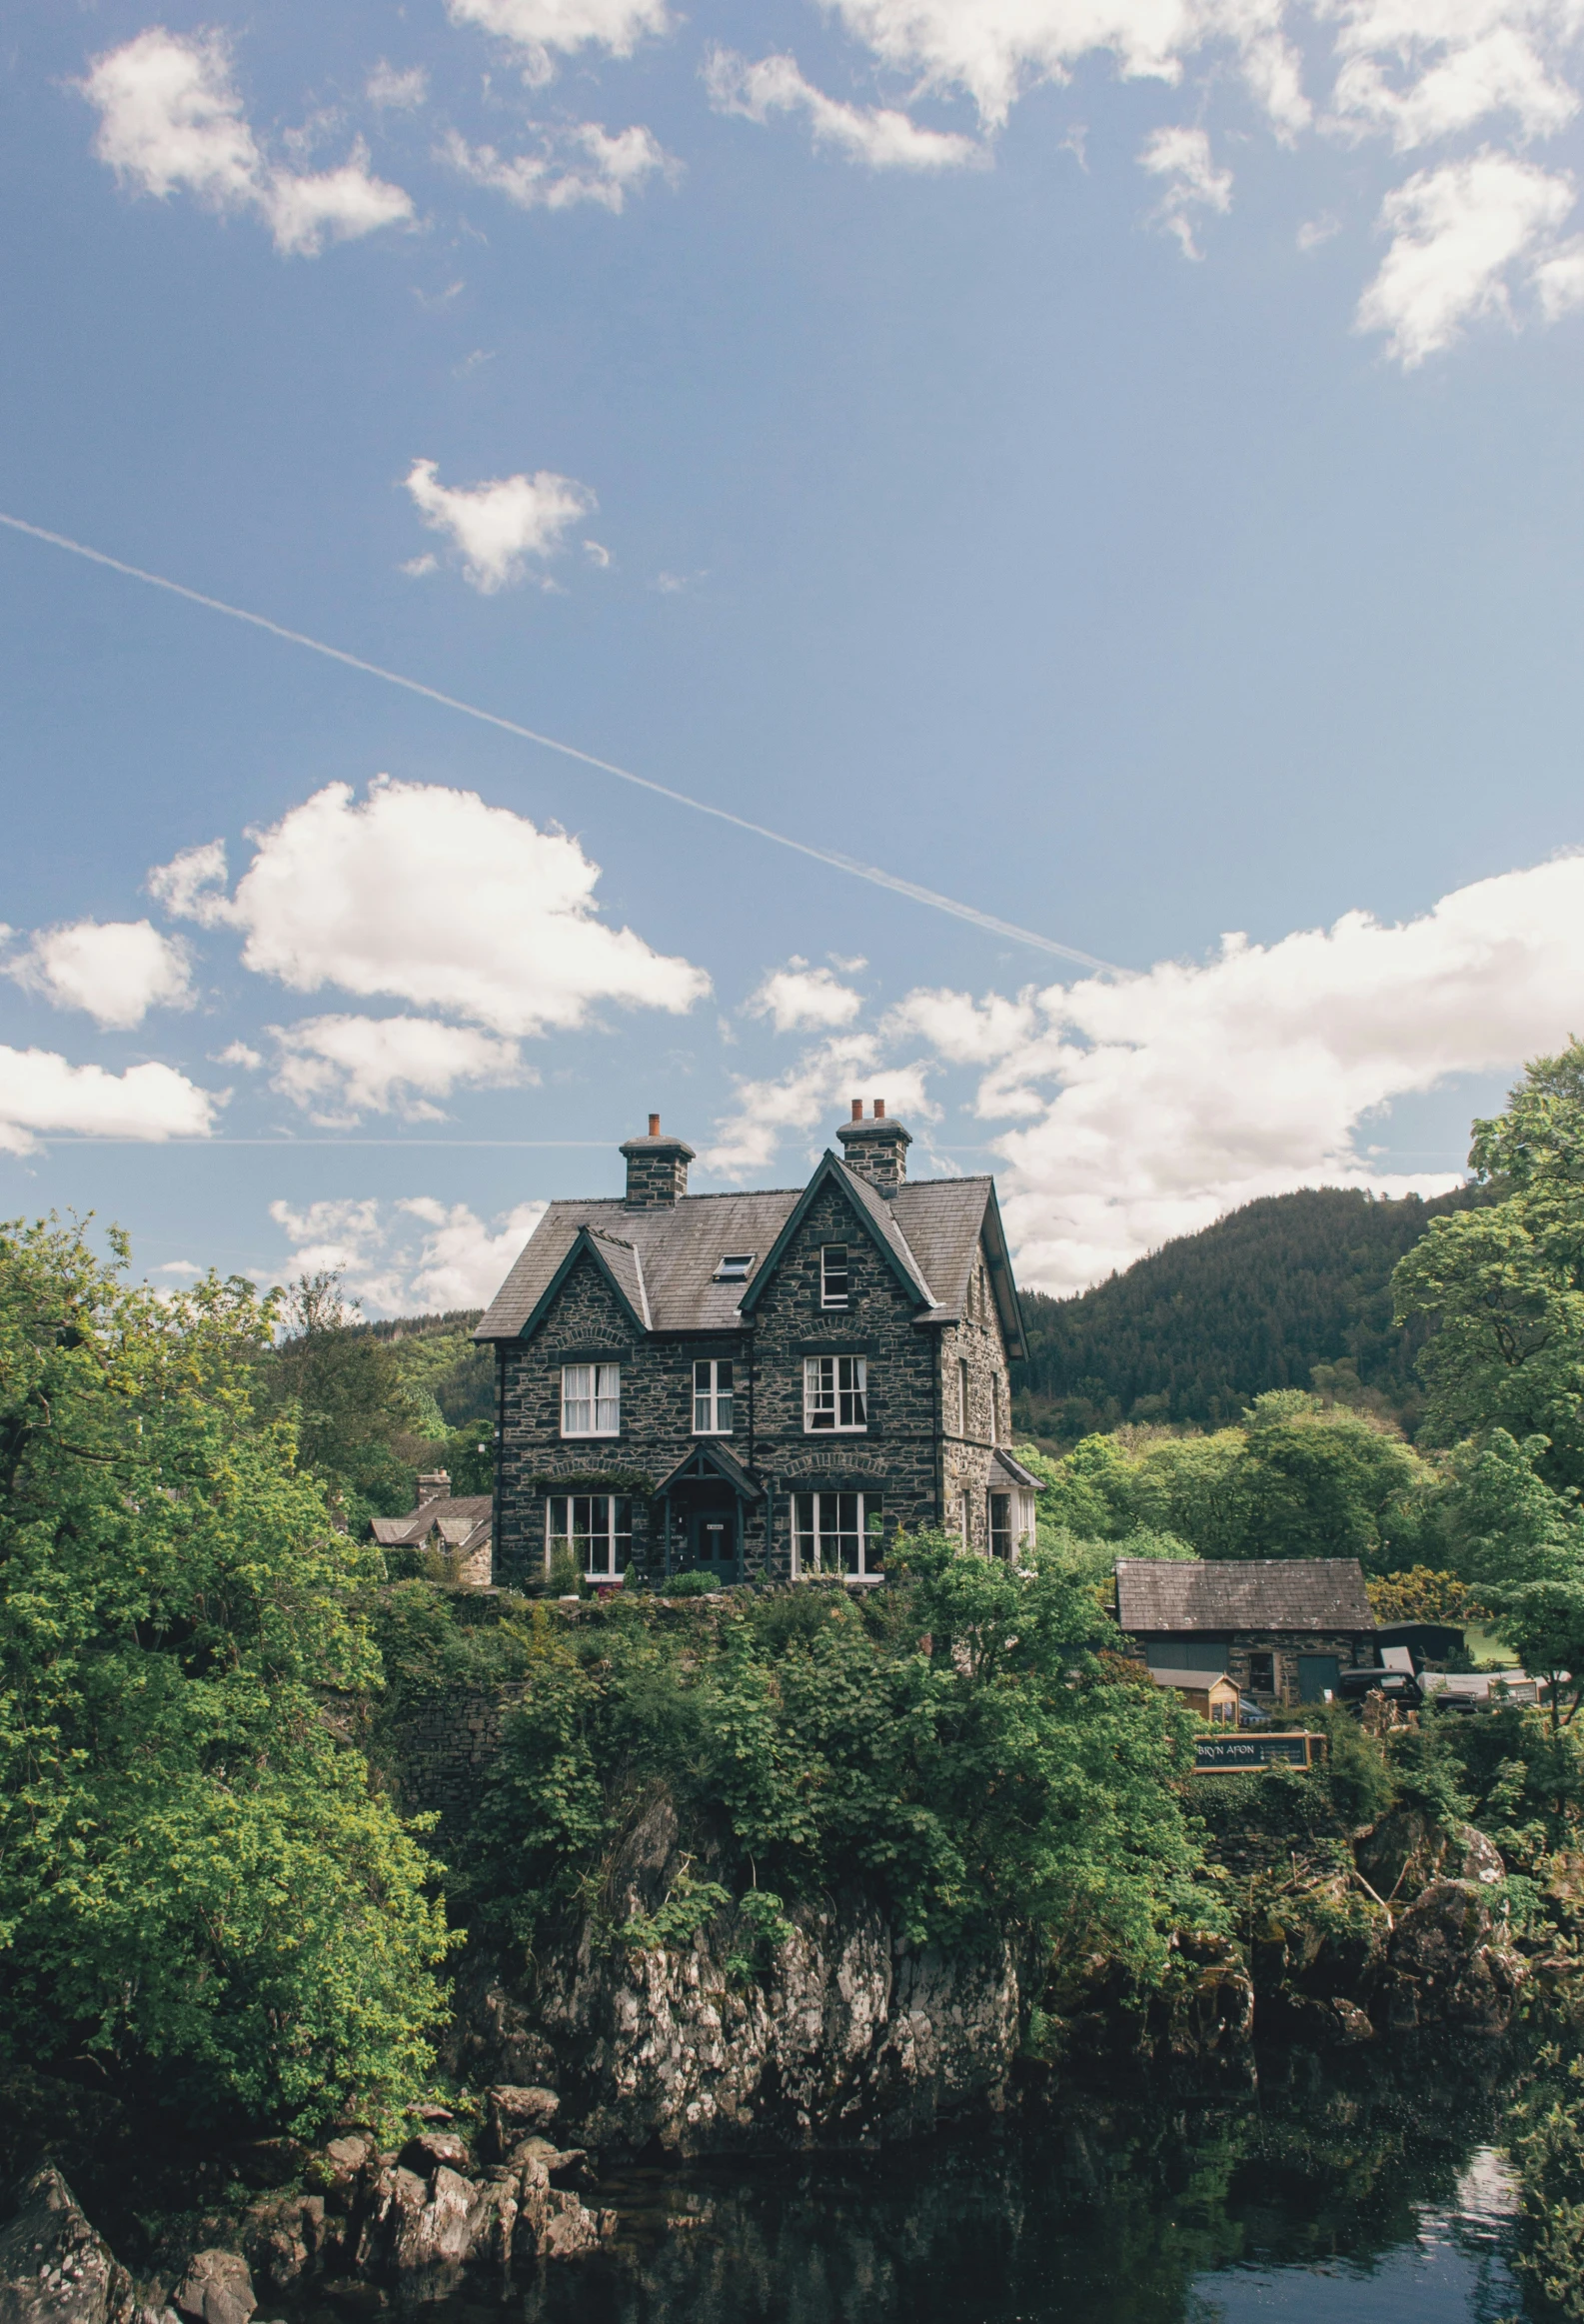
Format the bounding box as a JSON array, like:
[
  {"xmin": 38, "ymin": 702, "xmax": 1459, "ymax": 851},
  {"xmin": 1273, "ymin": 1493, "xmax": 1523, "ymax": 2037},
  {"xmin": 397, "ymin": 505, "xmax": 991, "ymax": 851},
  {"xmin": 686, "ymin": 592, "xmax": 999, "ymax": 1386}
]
[
  {"xmin": 939, "ymin": 1250, "xmax": 1010, "ymax": 1552},
  {"xmin": 749, "ymin": 1172, "xmax": 943, "ymax": 1578},
  {"xmin": 386, "ymin": 1685, "xmax": 526, "ymax": 1832}
]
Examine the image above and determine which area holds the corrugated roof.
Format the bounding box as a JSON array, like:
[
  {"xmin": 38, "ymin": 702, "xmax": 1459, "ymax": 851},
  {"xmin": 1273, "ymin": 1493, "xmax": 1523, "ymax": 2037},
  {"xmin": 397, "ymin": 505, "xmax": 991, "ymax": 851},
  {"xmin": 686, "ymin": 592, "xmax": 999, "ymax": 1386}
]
[
  {"xmin": 1115, "ymin": 1558, "xmax": 1375, "ymax": 1633},
  {"xmin": 474, "ymin": 1164, "xmax": 1001, "ymax": 1340}
]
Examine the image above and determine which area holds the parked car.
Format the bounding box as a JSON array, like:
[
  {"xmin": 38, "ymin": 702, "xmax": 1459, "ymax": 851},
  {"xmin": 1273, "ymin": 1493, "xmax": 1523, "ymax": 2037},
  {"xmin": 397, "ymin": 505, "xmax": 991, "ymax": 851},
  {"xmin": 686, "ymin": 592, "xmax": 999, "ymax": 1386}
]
[
  {"xmin": 1236, "ymin": 1694, "xmax": 1272, "ymax": 1726},
  {"xmin": 1334, "ymin": 1667, "xmax": 1424, "ymax": 1713}
]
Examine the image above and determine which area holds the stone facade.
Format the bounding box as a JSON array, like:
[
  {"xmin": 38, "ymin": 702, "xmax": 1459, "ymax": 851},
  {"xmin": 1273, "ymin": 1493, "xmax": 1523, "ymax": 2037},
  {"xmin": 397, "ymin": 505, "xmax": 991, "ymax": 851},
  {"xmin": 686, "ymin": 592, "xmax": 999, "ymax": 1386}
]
[{"xmin": 481, "ymin": 1108, "xmax": 1026, "ymax": 1591}]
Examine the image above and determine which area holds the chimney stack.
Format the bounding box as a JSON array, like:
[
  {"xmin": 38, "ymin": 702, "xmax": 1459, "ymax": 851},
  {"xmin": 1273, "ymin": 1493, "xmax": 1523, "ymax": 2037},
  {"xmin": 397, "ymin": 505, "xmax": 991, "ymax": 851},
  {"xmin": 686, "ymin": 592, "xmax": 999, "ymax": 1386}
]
[
  {"xmin": 836, "ymin": 1099, "xmax": 911, "ymax": 1198},
  {"xmin": 417, "ymin": 1469, "xmax": 451, "ymax": 1505},
  {"xmin": 620, "ymin": 1114, "xmax": 696, "ymax": 1207}
]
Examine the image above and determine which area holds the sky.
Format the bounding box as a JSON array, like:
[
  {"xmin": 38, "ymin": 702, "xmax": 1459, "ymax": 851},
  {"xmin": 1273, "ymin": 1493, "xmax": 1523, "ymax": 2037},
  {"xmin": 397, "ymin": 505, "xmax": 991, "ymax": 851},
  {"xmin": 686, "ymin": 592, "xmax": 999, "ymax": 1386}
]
[{"xmin": 4, "ymin": 0, "xmax": 1584, "ymax": 1314}]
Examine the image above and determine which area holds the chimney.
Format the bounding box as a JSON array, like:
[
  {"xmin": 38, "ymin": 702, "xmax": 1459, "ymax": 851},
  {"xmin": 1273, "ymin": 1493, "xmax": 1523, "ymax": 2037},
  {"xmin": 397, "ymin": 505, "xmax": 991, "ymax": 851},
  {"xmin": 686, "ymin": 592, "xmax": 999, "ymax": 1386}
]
[
  {"xmin": 417, "ymin": 1469, "xmax": 451, "ymax": 1505},
  {"xmin": 620, "ymin": 1113, "xmax": 696, "ymax": 1207},
  {"xmin": 836, "ymin": 1099, "xmax": 911, "ymax": 1197}
]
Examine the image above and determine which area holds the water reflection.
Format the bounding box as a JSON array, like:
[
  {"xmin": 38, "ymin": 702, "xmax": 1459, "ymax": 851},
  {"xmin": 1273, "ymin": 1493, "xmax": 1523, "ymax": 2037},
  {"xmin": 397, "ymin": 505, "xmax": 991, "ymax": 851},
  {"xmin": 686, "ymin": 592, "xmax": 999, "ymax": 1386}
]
[{"xmin": 510, "ymin": 2044, "xmax": 1521, "ymax": 2324}]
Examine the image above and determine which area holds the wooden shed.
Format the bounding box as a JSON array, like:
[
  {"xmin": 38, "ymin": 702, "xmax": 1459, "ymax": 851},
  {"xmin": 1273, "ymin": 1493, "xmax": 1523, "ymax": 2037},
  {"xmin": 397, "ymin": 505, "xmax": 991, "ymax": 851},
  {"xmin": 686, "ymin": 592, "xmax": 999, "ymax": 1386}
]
[{"xmin": 1147, "ymin": 1667, "xmax": 1242, "ymax": 1724}]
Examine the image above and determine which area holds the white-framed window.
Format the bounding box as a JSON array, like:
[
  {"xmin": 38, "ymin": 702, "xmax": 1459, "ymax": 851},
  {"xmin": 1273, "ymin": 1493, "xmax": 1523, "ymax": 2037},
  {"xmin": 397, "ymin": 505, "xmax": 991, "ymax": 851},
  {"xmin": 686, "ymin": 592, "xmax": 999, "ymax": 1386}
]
[
  {"xmin": 820, "ymin": 1244, "xmax": 850, "ymax": 1308},
  {"xmin": 547, "ymin": 1493, "xmax": 632, "ymax": 1581},
  {"xmin": 793, "ymin": 1491, "xmax": 883, "ymax": 1579},
  {"xmin": 959, "ymin": 1492, "xmax": 973, "ymax": 1549},
  {"xmin": 804, "ymin": 1353, "xmax": 866, "ymax": 1431},
  {"xmin": 693, "ymin": 1357, "xmax": 735, "ymax": 1433},
  {"xmin": 957, "ymin": 1357, "xmax": 970, "ymax": 1436},
  {"xmin": 989, "ymin": 1492, "xmax": 1012, "ymax": 1560},
  {"xmin": 561, "ymin": 1362, "xmax": 620, "ymax": 1437}
]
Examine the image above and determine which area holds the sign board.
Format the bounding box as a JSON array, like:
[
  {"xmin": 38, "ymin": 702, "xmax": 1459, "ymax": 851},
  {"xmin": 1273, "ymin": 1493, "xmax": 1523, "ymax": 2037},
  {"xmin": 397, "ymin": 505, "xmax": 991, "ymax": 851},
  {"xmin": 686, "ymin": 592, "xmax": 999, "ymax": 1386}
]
[{"xmin": 1193, "ymin": 1732, "xmax": 1319, "ymax": 1773}]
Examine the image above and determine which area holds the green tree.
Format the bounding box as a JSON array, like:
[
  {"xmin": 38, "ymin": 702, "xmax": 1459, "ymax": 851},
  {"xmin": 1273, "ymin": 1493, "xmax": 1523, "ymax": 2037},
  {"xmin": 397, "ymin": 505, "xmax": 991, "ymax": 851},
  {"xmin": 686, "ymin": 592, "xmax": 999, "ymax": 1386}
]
[
  {"xmin": 1439, "ymin": 1431, "xmax": 1584, "ymax": 1731},
  {"xmin": 1395, "ymin": 1038, "xmax": 1584, "ymax": 1489},
  {"xmin": 261, "ymin": 1271, "xmax": 422, "ymax": 1528},
  {"xmin": 0, "ymin": 1218, "xmax": 453, "ymax": 2132},
  {"xmin": 458, "ymin": 1536, "xmax": 1217, "ymax": 1986}
]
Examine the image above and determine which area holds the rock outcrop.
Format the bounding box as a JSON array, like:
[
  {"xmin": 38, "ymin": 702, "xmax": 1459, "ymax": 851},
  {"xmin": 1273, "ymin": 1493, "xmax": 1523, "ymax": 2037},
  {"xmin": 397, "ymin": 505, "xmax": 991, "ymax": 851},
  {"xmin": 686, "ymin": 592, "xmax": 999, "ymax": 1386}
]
[
  {"xmin": 447, "ymin": 1787, "xmax": 1026, "ymax": 2157},
  {"xmin": 457, "ymin": 1901, "xmax": 1025, "ymax": 2158},
  {"xmin": 1374, "ymin": 1878, "xmax": 1527, "ymax": 2033},
  {"xmin": 0, "ymin": 2170, "xmax": 132, "ymax": 2324}
]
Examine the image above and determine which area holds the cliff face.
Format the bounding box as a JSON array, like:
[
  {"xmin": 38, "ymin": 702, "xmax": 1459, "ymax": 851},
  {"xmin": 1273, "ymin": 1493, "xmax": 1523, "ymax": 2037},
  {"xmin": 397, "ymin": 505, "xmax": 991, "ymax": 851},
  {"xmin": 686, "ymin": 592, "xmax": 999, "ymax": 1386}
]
[{"xmin": 450, "ymin": 1799, "xmax": 1027, "ymax": 2156}]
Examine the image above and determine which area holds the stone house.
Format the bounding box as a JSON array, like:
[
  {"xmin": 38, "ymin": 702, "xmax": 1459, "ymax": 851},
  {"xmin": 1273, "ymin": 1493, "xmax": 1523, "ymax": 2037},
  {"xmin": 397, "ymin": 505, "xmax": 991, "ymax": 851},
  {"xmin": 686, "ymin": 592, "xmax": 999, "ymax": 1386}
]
[
  {"xmin": 1114, "ymin": 1557, "xmax": 1377, "ymax": 1708},
  {"xmin": 474, "ymin": 1104, "xmax": 1036, "ymax": 1589},
  {"xmin": 372, "ymin": 1469, "xmax": 493, "ymax": 1586}
]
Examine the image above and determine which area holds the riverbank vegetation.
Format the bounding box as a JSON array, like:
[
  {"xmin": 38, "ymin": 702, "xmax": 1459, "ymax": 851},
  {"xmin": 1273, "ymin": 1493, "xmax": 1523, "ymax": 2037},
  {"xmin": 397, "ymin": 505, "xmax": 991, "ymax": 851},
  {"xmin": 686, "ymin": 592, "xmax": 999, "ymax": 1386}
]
[{"xmin": 5, "ymin": 1045, "xmax": 1584, "ymax": 2320}]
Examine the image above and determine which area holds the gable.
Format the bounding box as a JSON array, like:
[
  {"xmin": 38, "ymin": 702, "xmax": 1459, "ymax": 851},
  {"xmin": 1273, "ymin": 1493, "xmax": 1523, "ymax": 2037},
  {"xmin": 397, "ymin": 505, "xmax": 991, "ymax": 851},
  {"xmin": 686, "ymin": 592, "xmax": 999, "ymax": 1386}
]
[
  {"xmin": 738, "ymin": 1153, "xmax": 932, "ymax": 1320},
  {"xmin": 522, "ymin": 1234, "xmax": 645, "ymax": 1346}
]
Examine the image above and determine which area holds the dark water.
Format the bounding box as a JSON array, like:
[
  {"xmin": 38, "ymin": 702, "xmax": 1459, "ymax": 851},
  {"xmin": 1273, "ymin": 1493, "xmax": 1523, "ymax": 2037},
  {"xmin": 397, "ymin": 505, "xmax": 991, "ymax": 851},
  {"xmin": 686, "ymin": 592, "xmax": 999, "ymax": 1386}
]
[{"xmin": 311, "ymin": 2045, "xmax": 1529, "ymax": 2324}]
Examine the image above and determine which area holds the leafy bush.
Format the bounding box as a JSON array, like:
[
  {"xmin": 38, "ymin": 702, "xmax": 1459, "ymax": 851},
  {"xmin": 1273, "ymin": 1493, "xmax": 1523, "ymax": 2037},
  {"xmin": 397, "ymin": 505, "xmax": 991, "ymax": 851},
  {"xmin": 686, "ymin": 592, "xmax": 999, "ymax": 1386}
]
[
  {"xmin": 0, "ymin": 1218, "xmax": 454, "ymax": 2135},
  {"xmin": 453, "ymin": 1533, "xmax": 1220, "ymax": 1983}
]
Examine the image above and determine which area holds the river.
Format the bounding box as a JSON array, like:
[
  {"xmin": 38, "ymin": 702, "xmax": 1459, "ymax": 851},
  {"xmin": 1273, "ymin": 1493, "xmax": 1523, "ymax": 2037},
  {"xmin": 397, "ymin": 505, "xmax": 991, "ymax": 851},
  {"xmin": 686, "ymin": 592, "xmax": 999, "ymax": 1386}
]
[{"xmin": 500, "ymin": 2042, "xmax": 1526, "ymax": 2324}]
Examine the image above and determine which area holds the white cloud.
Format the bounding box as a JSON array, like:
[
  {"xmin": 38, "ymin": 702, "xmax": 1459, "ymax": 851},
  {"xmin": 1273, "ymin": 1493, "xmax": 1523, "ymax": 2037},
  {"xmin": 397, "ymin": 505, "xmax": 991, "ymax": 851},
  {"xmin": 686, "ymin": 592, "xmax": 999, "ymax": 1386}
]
[
  {"xmin": 823, "ymin": 0, "xmax": 1312, "ymax": 135},
  {"xmin": 704, "ymin": 48, "xmax": 983, "ymax": 169},
  {"xmin": 891, "ymin": 852, "xmax": 1584, "ymax": 1295},
  {"xmin": 216, "ymin": 1040, "xmax": 264, "ymax": 1070},
  {"xmin": 5, "ymin": 920, "xmax": 193, "ymax": 1030},
  {"xmin": 80, "ymin": 29, "xmax": 413, "ymax": 258},
  {"xmin": 263, "ymin": 144, "xmax": 415, "ymax": 256},
  {"xmin": 1139, "ymin": 123, "xmax": 1232, "ymax": 258},
  {"xmin": 1297, "ymin": 210, "xmax": 1342, "ymax": 249},
  {"xmin": 151, "ymin": 779, "xmax": 710, "ymax": 1037},
  {"xmin": 747, "ymin": 960, "xmax": 864, "ymax": 1033},
  {"xmin": 1330, "ymin": 7, "xmax": 1580, "ymax": 151},
  {"xmin": 403, "ymin": 456, "xmax": 595, "ymax": 591},
  {"xmin": 704, "ymin": 1035, "xmax": 933, "ymax": 1176},
  {"xmin": 268, "ymin": 1191, "xmax": 546, "ymax": 1311},
  {"xmin": 268, "ymin": 1196, "xmax": 397, "ymax": 1302},
  {"xmin": 446, "ymin": 0, "xmax": 672, "ymax": 81},
  {"xmin": 151, "ymin": 1258, "xmax": 202, "ymax": 1278},
  {"xmin": 399, "ymin": 1196, "xmax": 549, "ymax": 1308},
  {"xmin": 367, "ymin": 61, "xmax": 430, "ymax": 110},
  {"xmin": 0, "ymin": 1048, "xmax": 218, "ymax": 1156},
  {"xmin": 269, "ymin": 1014, "xmax": 526, "ymax": 1126},
  {"xmin": 443, "ymin": 123, "xmax": 676, "ymax": 214},
  {"xmin": 148, "ymin": 838, "xmax": 234, "ymax": 927},
  {"xmin": 1356, "ymin": 148, "xmax": 1576, "ymax": 363}
]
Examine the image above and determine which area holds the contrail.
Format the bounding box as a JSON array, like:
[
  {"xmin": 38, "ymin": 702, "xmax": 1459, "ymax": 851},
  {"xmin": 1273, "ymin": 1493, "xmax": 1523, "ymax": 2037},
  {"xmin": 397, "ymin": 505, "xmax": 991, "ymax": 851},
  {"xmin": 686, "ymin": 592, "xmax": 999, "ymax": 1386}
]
[{"xmin": 0, "ymin": 510, "xmax": 1118, "ymax": 974}]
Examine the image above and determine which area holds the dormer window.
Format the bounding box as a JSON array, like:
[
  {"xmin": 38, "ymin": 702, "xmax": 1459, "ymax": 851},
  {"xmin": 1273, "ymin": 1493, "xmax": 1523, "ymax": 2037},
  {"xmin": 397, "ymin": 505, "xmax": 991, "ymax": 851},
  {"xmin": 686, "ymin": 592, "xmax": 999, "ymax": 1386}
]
[
  {"xmin": 820, "ymin": 1244, "xmax": 849, "ymax": 1308},
  {"xmin": 714, "ymin": 1253, "xmax": 754, "ymax": 1282}
]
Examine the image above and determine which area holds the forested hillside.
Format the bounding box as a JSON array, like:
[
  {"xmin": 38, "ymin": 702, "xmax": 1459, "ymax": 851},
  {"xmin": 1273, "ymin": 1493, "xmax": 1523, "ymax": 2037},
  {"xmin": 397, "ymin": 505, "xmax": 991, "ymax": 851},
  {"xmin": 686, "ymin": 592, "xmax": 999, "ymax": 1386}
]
[{"xmin": 1011, "ymin": 1183, "xmax": 1491, "ymax": 1445}]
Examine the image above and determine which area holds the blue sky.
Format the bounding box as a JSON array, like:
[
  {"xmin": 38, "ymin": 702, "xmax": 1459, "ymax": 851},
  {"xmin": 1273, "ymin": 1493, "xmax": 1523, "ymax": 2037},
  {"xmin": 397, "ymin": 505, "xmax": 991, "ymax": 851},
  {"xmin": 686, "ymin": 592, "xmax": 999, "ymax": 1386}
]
[{"xmin": 4, "ymin": 0, "xmax": 1584, "ymax": 1310}]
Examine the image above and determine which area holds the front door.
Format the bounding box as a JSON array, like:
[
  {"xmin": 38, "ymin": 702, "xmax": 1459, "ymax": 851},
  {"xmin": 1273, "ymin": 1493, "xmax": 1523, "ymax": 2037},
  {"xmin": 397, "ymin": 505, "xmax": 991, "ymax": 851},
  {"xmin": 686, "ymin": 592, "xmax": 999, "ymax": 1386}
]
[
  {"xmin": 1298, "ymin": 1654, "xmax": 1340, "ymax": 1703},
  {"xmin": 688, "ymin": 1503, "xmax": 739, "ymax": 1584}
]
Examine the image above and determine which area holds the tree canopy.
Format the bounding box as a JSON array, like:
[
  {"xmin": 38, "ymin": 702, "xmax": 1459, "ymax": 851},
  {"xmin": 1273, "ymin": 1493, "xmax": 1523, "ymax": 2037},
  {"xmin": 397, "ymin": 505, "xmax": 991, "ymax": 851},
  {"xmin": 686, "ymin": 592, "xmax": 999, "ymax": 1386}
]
[{"xmin": 0, "ymin": 1218, "xmax": 453, "ymax": 2133}]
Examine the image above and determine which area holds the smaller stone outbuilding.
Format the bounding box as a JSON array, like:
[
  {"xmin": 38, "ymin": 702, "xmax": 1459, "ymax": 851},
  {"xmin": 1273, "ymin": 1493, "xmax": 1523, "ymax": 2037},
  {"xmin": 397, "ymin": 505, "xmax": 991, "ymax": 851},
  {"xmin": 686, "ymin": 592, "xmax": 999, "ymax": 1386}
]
[
  {"xmin": 372, "ymin": 1470, "xmax": 493, "ymax": 1586},
  {"xmin": 1115, "ymin": 1557, "xmax": 1376, "ymax": 1709}
]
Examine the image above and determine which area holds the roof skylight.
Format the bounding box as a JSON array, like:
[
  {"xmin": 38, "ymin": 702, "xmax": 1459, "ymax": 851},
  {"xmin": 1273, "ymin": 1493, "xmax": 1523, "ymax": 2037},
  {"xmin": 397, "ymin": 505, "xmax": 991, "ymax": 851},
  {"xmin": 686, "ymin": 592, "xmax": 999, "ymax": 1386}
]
[{"xmin": 714, "ymin": 1253, "xmax": 755, "ymax": 1281}]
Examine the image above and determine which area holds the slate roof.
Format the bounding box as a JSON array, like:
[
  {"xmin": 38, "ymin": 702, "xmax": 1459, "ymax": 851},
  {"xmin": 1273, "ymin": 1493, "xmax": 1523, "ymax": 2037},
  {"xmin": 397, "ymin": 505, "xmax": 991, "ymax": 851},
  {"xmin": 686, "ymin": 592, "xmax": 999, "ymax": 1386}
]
[
  {"xmin": 990, "ymin": 1447, "xmax": 1041, "ymax": 1492},
  {"xmin": 372, "ymin": 1492, "xmax": 493, "ymax": 1551},
  {"xmin": 474, "ymin": 1160, "xmax": 1020, "ymax": 1345},
  {"xmin": 1115, "ymin": 1558, "xmax": 1375, "ymax": 1635}
]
